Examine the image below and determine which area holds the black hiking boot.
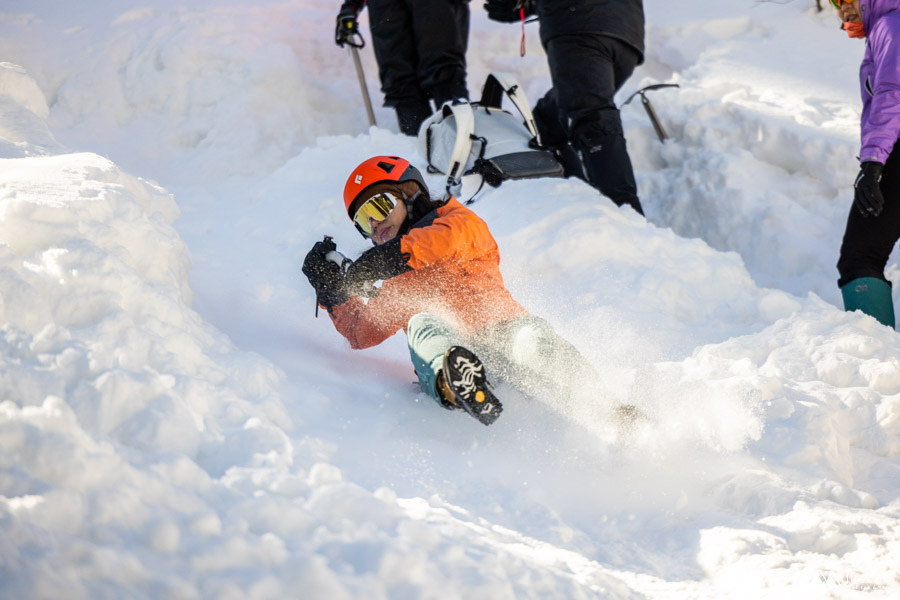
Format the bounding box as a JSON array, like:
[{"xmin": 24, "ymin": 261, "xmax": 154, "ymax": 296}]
[
  {"xmin": 573, "ymin": 111, "xmax": 645, "ymax": 216},
  {"xmin": 436, "ymin": 346, "xmax": 502, "ymax": 426},
  {"xmin": 395, "ymin": 101, "xmax": 433, "ymax": 136}
]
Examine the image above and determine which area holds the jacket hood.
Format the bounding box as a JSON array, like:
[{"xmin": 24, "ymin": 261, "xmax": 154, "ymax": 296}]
[{"xmin": 861, "ymin": 0, "xmax": 900, "ymax": 34}]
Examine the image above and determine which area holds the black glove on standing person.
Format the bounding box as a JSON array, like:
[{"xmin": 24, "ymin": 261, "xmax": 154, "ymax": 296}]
[
  {"xmin": 484, "ymin": 0, "xmax": 535, "ymax": 23},
  {"xmin": 302, "ymin": 238, "xmax": 349, "ymax": 309},
  {"xmin": 854, "ymin": 161, "xmax": 886, "ymax": 218},
  {"xmin": 335, "ymin": 0, "xmax": 364, "ymax": 47}
]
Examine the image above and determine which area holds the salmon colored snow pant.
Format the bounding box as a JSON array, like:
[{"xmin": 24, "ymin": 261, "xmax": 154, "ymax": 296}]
[{"xmin": 406, "ymin": 313, "xmax": 603, "ymax": 410}]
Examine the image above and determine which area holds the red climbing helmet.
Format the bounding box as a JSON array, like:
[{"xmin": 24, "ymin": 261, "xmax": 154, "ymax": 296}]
[{"xmin": 342, "ymin": 156, "xmax": 429, "ymax": 236}]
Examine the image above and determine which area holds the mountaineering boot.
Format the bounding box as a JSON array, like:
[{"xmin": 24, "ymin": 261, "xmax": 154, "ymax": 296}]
[
  {"xmin": 395, "ymin": 100, "xmax": 433, "ymax": 136},
  {"xmin": 841, "ymin": 277, "xmax": 896, "ymax": 329},
  {"xmin": 572, "ymin": 111, "xmax": 644, "ymax": 216},
  {"xmin": 429, "ymin": 82, "xmax": 468, "ymax": 110},
  {"xmin": 532, "ymin": 94, "xmax": 587, "ymax": 180},
  {"xmin": 436, "ymin": 346, "xmax": 502, "ymax": 426}
]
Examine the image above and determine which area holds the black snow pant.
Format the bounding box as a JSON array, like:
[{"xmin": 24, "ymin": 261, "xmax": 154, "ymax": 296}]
[
  {"xmin": 368, "ymin": 0, "xmax": 469, "ymax": 133},
  {"xmin": 837, "ymin": 140, "xmax": 900, "ymax": 288},
  {"xmin": 533, "ymin": 34, "xmax": 643, "ymax": 215}
]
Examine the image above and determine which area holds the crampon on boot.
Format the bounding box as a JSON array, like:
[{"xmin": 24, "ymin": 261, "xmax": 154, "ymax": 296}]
[{"xmin": 437, "ymin": 346, "xmax": 502, "ymax": 426}]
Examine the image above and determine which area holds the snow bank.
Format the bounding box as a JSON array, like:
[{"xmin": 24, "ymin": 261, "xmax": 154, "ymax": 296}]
[
  {"xmin": 1, "ymin": 0, "xmax": 899, "ymax": 598},
  {"xmin": 0, "ymin": 62, "xmax": 60, "ymax": 157},
  {"xmin": 0, "ymin": 0, "xmax": 387, "ymax": 185}
]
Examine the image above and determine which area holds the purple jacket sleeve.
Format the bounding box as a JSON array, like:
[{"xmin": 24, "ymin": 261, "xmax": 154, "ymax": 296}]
[{"xmin": 859, "ymin": 9, "xmax": 900, "ymax": 164}]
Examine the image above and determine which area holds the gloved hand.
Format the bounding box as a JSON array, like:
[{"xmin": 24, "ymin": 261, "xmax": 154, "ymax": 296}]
[
  {"xmin": 344, "ymin": 237, "xmax": 411, "ymax": 296},
  {"xmin": 853, "ymin": 161, "xmax": 886, "ymax": 218},
  {"xmin": 335, "ymin": 1, "xmax": 363, "ymax": 47},
  {"xmin": 302, "ymin": 237, "xmax": 349, "ymax": 309},
  {"xmin": 484, "ymin": 0, "xmax": 535, "ymax": 23}
]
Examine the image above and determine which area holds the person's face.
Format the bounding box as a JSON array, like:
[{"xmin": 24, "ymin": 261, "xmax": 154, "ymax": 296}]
[
  {"xmin": 837, "ymin": 0, "xmax": 861, "ymax": 23},
  {"xmin": 369, "ymin": 197, "xmax": 407, "ymax": 245}
]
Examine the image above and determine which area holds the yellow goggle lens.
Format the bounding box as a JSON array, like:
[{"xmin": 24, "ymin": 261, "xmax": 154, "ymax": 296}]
[{"xmin": 353, "ymin": 192, "xmax": 397, "ymax": 237}]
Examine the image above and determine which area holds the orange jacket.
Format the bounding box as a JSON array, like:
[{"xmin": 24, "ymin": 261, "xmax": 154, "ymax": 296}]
[{"xmin": 329, "ymin": 198, "xmax": 529, "ymax": 349}]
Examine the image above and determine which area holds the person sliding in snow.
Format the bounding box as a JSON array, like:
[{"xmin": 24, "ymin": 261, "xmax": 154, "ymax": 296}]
[
  {"xmin": 302, "ymin": 155, "xmax": 630, "ymax": 425},
  {"xmin": 834, "ymin": 0, "xmax": 900, "ymax": 328},
  {"xmin": 484, "ymin": 0, "xmax": 646, "ymax": 216},
  {"xmin": 334, "ymin": 0, "xmax": 470, "ymax": 136}
]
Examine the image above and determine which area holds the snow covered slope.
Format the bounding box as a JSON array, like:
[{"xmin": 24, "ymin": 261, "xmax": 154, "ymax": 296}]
[{"xmin": 1, "ymin": 1, "xmax": 898, "ymax": 597}]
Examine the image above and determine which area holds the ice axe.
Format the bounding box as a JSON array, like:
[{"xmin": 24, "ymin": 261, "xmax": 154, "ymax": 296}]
[
  {"xmin": 623, "ymin": 83, "xmax": 679, "ymax": 142},
  {"xmin": 322, "ymin": 235, "xmax": 378, "ymax": 299},
  {"xmin": 344, "ymin": 32, "xmax": 377, "ymax": 127},
  {"xmin": 323, "ymin": 236, "xmax": 352, "ymax": 272}
]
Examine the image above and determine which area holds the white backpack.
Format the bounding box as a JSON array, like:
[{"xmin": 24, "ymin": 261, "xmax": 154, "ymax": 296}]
[{"xmin": 418, "ymin": 72, "xmax": 564, "ymax": 198}]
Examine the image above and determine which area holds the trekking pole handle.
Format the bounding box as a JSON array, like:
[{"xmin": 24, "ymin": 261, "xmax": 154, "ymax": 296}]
[{"xmin": 345, "ymin": 31, "xmax": 365, "ymax": 49}]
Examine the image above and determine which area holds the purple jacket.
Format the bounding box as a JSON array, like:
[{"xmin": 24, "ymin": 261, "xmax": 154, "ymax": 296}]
[{"xmin": 859, "ymin": 0, "xmax": 900, "ymax": 164}]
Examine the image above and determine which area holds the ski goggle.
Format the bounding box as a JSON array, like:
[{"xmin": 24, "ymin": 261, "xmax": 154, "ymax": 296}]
[
  {"xmin": 829, "ymin": 0, "xmax": 854, "ymax": 8},
  {"xmin": 352, "ymin": 192, "xmax": 398, "ymax": 237}
]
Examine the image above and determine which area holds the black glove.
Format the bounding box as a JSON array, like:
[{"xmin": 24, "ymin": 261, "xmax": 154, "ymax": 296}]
[
  {"xmin": 344, "ymin": 237, "xmax": 412, "ymax": 296},
  {"xmin": 335, "ymin": 1, "xmax": 364, "ymax": 47},
  {"xmin": 484, "ymin": 0, "xmax": 535, "ymax": 23},
  {"xmin": 302, "ymin": 238, "xmax": 349, "ymax": 309},
  {"xmin": 853, "ymin": 161, "xmax": 886, "ymax": 218}
]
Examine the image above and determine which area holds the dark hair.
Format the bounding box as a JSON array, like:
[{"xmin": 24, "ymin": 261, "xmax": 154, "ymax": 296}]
[{"xmin": 407, "ymin": 191, "xmax": 448, "ymax": 222}]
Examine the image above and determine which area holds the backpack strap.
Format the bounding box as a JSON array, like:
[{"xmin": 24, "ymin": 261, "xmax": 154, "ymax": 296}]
[
  {"xmin": 441, "ymin": 100, "xmax": 475, "ymax": 195},
  {"xmin": 480, "ymin": 72, "xmax": 542, "ymax": 146}
]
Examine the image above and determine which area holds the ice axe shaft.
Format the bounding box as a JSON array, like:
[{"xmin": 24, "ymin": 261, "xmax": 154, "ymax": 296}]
[
  {"xmin": 350, "ymin": 46, "xmax": 377, "ymax": 127},
  {"xmin": 641, "ymin": 95, "xmax": 667, "ymax": 142},
  {"xmin": 624, "ymin": 83, "xmax": 679, "ymax": 142}
]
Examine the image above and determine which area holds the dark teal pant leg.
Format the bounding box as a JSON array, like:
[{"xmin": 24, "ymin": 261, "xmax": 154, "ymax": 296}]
[
  {"xmin": 407, "ymin": 313, "xmax": 461, "ymax": 406},
  {"xmin": 841, "ymin": 277, "xmax": 896, "ymax": 329}
]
